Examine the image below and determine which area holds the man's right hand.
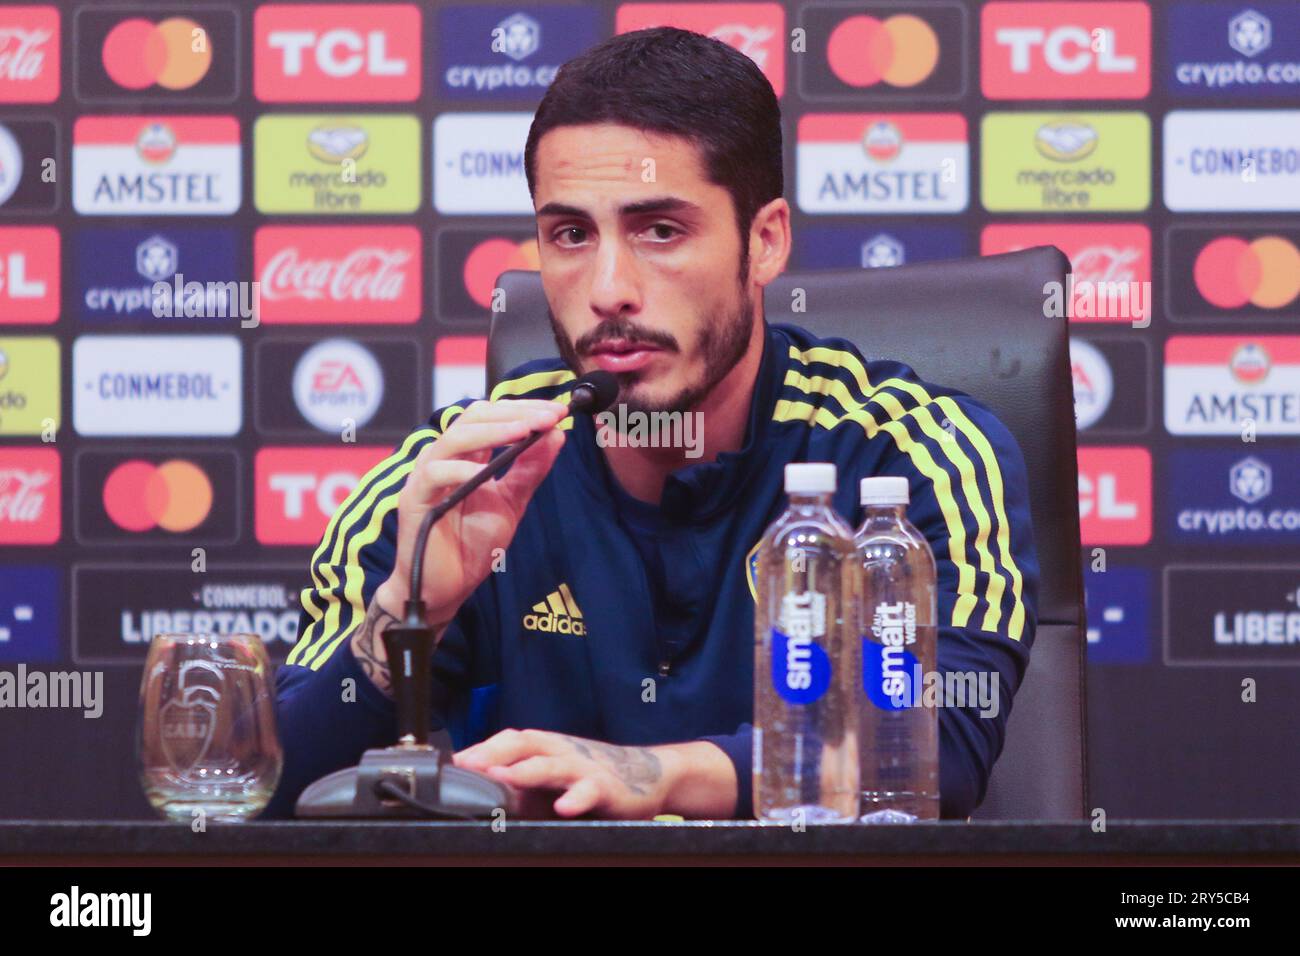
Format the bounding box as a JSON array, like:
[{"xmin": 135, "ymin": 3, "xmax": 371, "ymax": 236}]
[
  {"xmin": 354, "ymin": 398, "xmax": 568, "ymax": 695},
  {"xmin": 383, "ymin": 398, "xmax": 569, "ymax": 624}
]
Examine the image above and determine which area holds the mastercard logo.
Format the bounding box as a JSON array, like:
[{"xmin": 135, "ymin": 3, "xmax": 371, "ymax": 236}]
[
  {"xmin": 102, "ymin": 18, "xmax": 213, "ymax": 91},
  {"xmin": 463, "ymin": 237, "xmax": 539, "ymax": 310},
  {"xmin": 1193, "ymin": 236, "xmax": 1300, "ymax": 311},
  {"xmin": 826, "ymin": 14, "xmax": 939, "ymax": 88},
  {"xmin": 103, "ymin": 459, "xmax": 212, "ymax": 533}
]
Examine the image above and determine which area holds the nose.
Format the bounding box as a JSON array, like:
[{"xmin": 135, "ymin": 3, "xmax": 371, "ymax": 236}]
[{"xmin": 588, "ymin": 235, "xmax": 642, "ymax": 321}]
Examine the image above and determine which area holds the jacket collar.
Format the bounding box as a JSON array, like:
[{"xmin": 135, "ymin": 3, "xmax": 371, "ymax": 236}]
[{"xmin": 568, "ymin": 322, "xmax": 788, "ymax": 523}]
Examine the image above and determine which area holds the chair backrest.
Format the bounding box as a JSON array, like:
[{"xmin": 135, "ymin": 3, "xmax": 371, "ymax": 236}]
[{"xmin": 488, "ymin": 246, "xmax": 1087, "ymax": 820}]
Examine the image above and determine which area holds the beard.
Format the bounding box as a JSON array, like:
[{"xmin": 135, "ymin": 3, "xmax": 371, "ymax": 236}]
[{"xmin": 548, "ymin": 278, "xmax": 754, "ymax": 418}]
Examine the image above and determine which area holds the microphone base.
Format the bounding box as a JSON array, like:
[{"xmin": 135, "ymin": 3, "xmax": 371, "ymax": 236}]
[{"xmin": 295, "ymin": 742, "xmax": 518, "ymax": 819}]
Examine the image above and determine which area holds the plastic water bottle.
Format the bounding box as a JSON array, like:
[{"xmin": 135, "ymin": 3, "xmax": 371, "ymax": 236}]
[
  {"xmin": 854, "ymin": 476, "xmax": 940, "ymax": 822},
  {"xmin": 753, "ymin": 463, "xmax": 859, "ymax": 823}
]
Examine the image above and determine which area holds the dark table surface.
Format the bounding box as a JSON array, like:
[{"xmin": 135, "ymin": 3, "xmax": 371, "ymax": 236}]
[{"xmin": 1, "ymin": 820, "xmax": 1297, "ymax": 865}]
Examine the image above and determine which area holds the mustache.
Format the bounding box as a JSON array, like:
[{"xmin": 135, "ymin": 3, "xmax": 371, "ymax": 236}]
[{"xmin": 573, "ymin": 318, "xmax": 679, "ymax": 355}]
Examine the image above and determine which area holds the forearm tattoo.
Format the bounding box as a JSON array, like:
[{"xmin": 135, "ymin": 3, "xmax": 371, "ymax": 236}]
[
  {"xmin": 352, "ymin": 599, "xmax": 400, "ymax": 697},
  {"xmin": 563, "ymin": 735, "xmax": 663, "ymax": 795}
]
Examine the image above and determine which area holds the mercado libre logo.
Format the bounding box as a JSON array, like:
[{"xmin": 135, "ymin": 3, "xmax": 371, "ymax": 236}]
[
  {"xmin": 253, "ymin": 113, "xmax": 420, "ymax": 214},
  {"xmin": 798, "ymin": 2, "xmax": 966, "ymax": 100},
  {"xmin": 73, "ymin": 6, "xmax": 239, "ymax": 102},
  {"xmin": 981, "ymin": 111, "xmax": 1150, "ymax": 212}
]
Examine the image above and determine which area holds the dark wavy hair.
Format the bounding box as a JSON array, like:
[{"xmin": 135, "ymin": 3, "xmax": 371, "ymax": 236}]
[{"xmin": 524, "ymin": 26, "xmax": 784, "ymax": 271}]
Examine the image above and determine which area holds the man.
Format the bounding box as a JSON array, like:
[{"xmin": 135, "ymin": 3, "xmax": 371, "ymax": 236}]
[{"xmin": 270, "ymin": 27, "xmax": 1039, "ymax": 820}]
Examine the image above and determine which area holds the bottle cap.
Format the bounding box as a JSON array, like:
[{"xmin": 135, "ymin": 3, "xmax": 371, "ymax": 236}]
[
  {"xmin": 785, "ymin": 462, "xmax": 836, "ymax": 494},
  {"xmin": 860, "ymin": 476, "xmax": 909, "ymax": 506}
]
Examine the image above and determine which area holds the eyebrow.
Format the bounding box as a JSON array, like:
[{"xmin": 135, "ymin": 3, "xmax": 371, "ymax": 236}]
[{"xmin": 535, "ymin": 196, "xmax": 703, "ymax": 219}]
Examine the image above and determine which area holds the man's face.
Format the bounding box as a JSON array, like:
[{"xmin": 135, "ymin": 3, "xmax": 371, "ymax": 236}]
[{"xmin": 533, "ymin": 123, "xmax": 755, "ymax": 416}]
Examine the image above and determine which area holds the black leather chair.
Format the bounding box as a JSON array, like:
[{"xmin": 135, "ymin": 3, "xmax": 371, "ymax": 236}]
[{"xmin": 487, "ymin": 246, "xmax": 1087, "ymax": 821}]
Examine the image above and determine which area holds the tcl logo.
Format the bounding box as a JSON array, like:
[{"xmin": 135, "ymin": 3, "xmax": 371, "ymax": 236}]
[
  {"xmin": 255, "ymin": 447, "xmax": 388, "ymax": 544},
  {"xmin": 0, "ymin": 226, "xmax": 59, "ymax": 323},
  {"xmin": 254, "ymin": 226, "xmax": 420, "ymax": 323},
  {"xmin": 1078, "ymin": 446, "xmax": 1150, "ymax": 545},
  {"xmin": 0, "ymin": 447, "xmax": 59, "ymax": 544},
  {"xmin": 982, "ymin": 2, "xmax": 1150, "ymax": 99},
  {"xmin": 0, "ymin": 5, "xmax": 60, "ymax": 102},
  {"xmin": 254, "ymin": 4, "xmax": 420, "ymax": 102}
]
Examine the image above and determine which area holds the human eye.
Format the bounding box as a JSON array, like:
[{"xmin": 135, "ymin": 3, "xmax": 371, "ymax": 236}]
[
  {"xmin": 550, "ymin": 225, "xmax": 589, "ymax": 248},
  {"xmin": 642, "ymin": 222, "xmax": 683, "ymax": 243}
]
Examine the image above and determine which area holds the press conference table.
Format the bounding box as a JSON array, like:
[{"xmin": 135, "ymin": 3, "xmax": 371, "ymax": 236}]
[{"xmin": 1, "ymin": 820, "xmax": 1296, "ymax": 866}]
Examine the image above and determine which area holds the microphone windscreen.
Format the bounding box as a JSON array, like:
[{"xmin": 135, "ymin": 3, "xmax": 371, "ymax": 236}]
[{"xmin": 570, "ymin": 370, "xmax": 620, "ymax": 415}]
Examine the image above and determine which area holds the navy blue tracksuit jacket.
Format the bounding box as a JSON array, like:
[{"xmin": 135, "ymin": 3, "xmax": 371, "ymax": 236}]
[{"xmin": 269, "ymin": 321, "xmax": 1040, "ymax": 819}]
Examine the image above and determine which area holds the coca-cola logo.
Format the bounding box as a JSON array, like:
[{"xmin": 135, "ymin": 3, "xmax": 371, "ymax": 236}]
[
  {"xmin": 1072, "ymin": 244, "xmax": 1139, "ymax": 284},
  {"xmin": 0, "ymin": 449, "xmax": 59, "ymax": 544},
  {"xmin": 0, "ymin": 6, "xmax": 58, "ymax": 103},
  {"xmin": 259, "ymin": 246, "xmax": 410, "ymax": 302},
  {"xmin": 0, "ymin": 467, "xmax": 50, "ymax": 522},
  {"xmin": 0, "ymin": 28, "xmax": 52, "ymax": 82},
  {"xmin": 253, "ymin": 226, "xmax": 420, "ymax": 323}
]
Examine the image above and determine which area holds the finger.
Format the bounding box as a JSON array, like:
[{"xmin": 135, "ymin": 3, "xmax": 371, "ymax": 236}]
[
  {"xmin": 414, "ymin": 459, "xmax": 484, "ymax": 495},
  {"xmin": 454, "ymin": 728, "xmax": 562, "ymax": 770},
  {"xmin": 485, "ymin": 755, "xmax": 580, "ymax": 791},
  {"xmin": 497, "ymin": 428, "xmax": 566, "ymax": 504},
  {"xmin": 553, "ymin": 777, "xmax": 604, "ymax": 818},
  {"xmin": 431, "ymin": 421, "xmax": 540, "ymax": 461},
  {"xmin": 454, "ymin": 399, "xmax": 568, "ymax": 427}
]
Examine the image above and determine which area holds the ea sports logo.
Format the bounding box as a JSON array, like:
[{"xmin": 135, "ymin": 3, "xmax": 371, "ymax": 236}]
[
  {"xmin": 827, "ymin": 14, "xmax": 939, "ymax": 88},
  {"xmin": 102, "ymin": 18, "xmax": 212, "ymax": 91}
]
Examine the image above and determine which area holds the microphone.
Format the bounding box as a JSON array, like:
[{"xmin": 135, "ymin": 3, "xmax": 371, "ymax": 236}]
[{"xmin": 295, "ymin": 370, "xmax": 619, "ymax": 820}]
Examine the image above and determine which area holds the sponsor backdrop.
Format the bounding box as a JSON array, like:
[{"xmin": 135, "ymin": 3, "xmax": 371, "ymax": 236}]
[{"xmin": 0, "ymin": 0, "xmax": 1297, "ymax": 819}]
